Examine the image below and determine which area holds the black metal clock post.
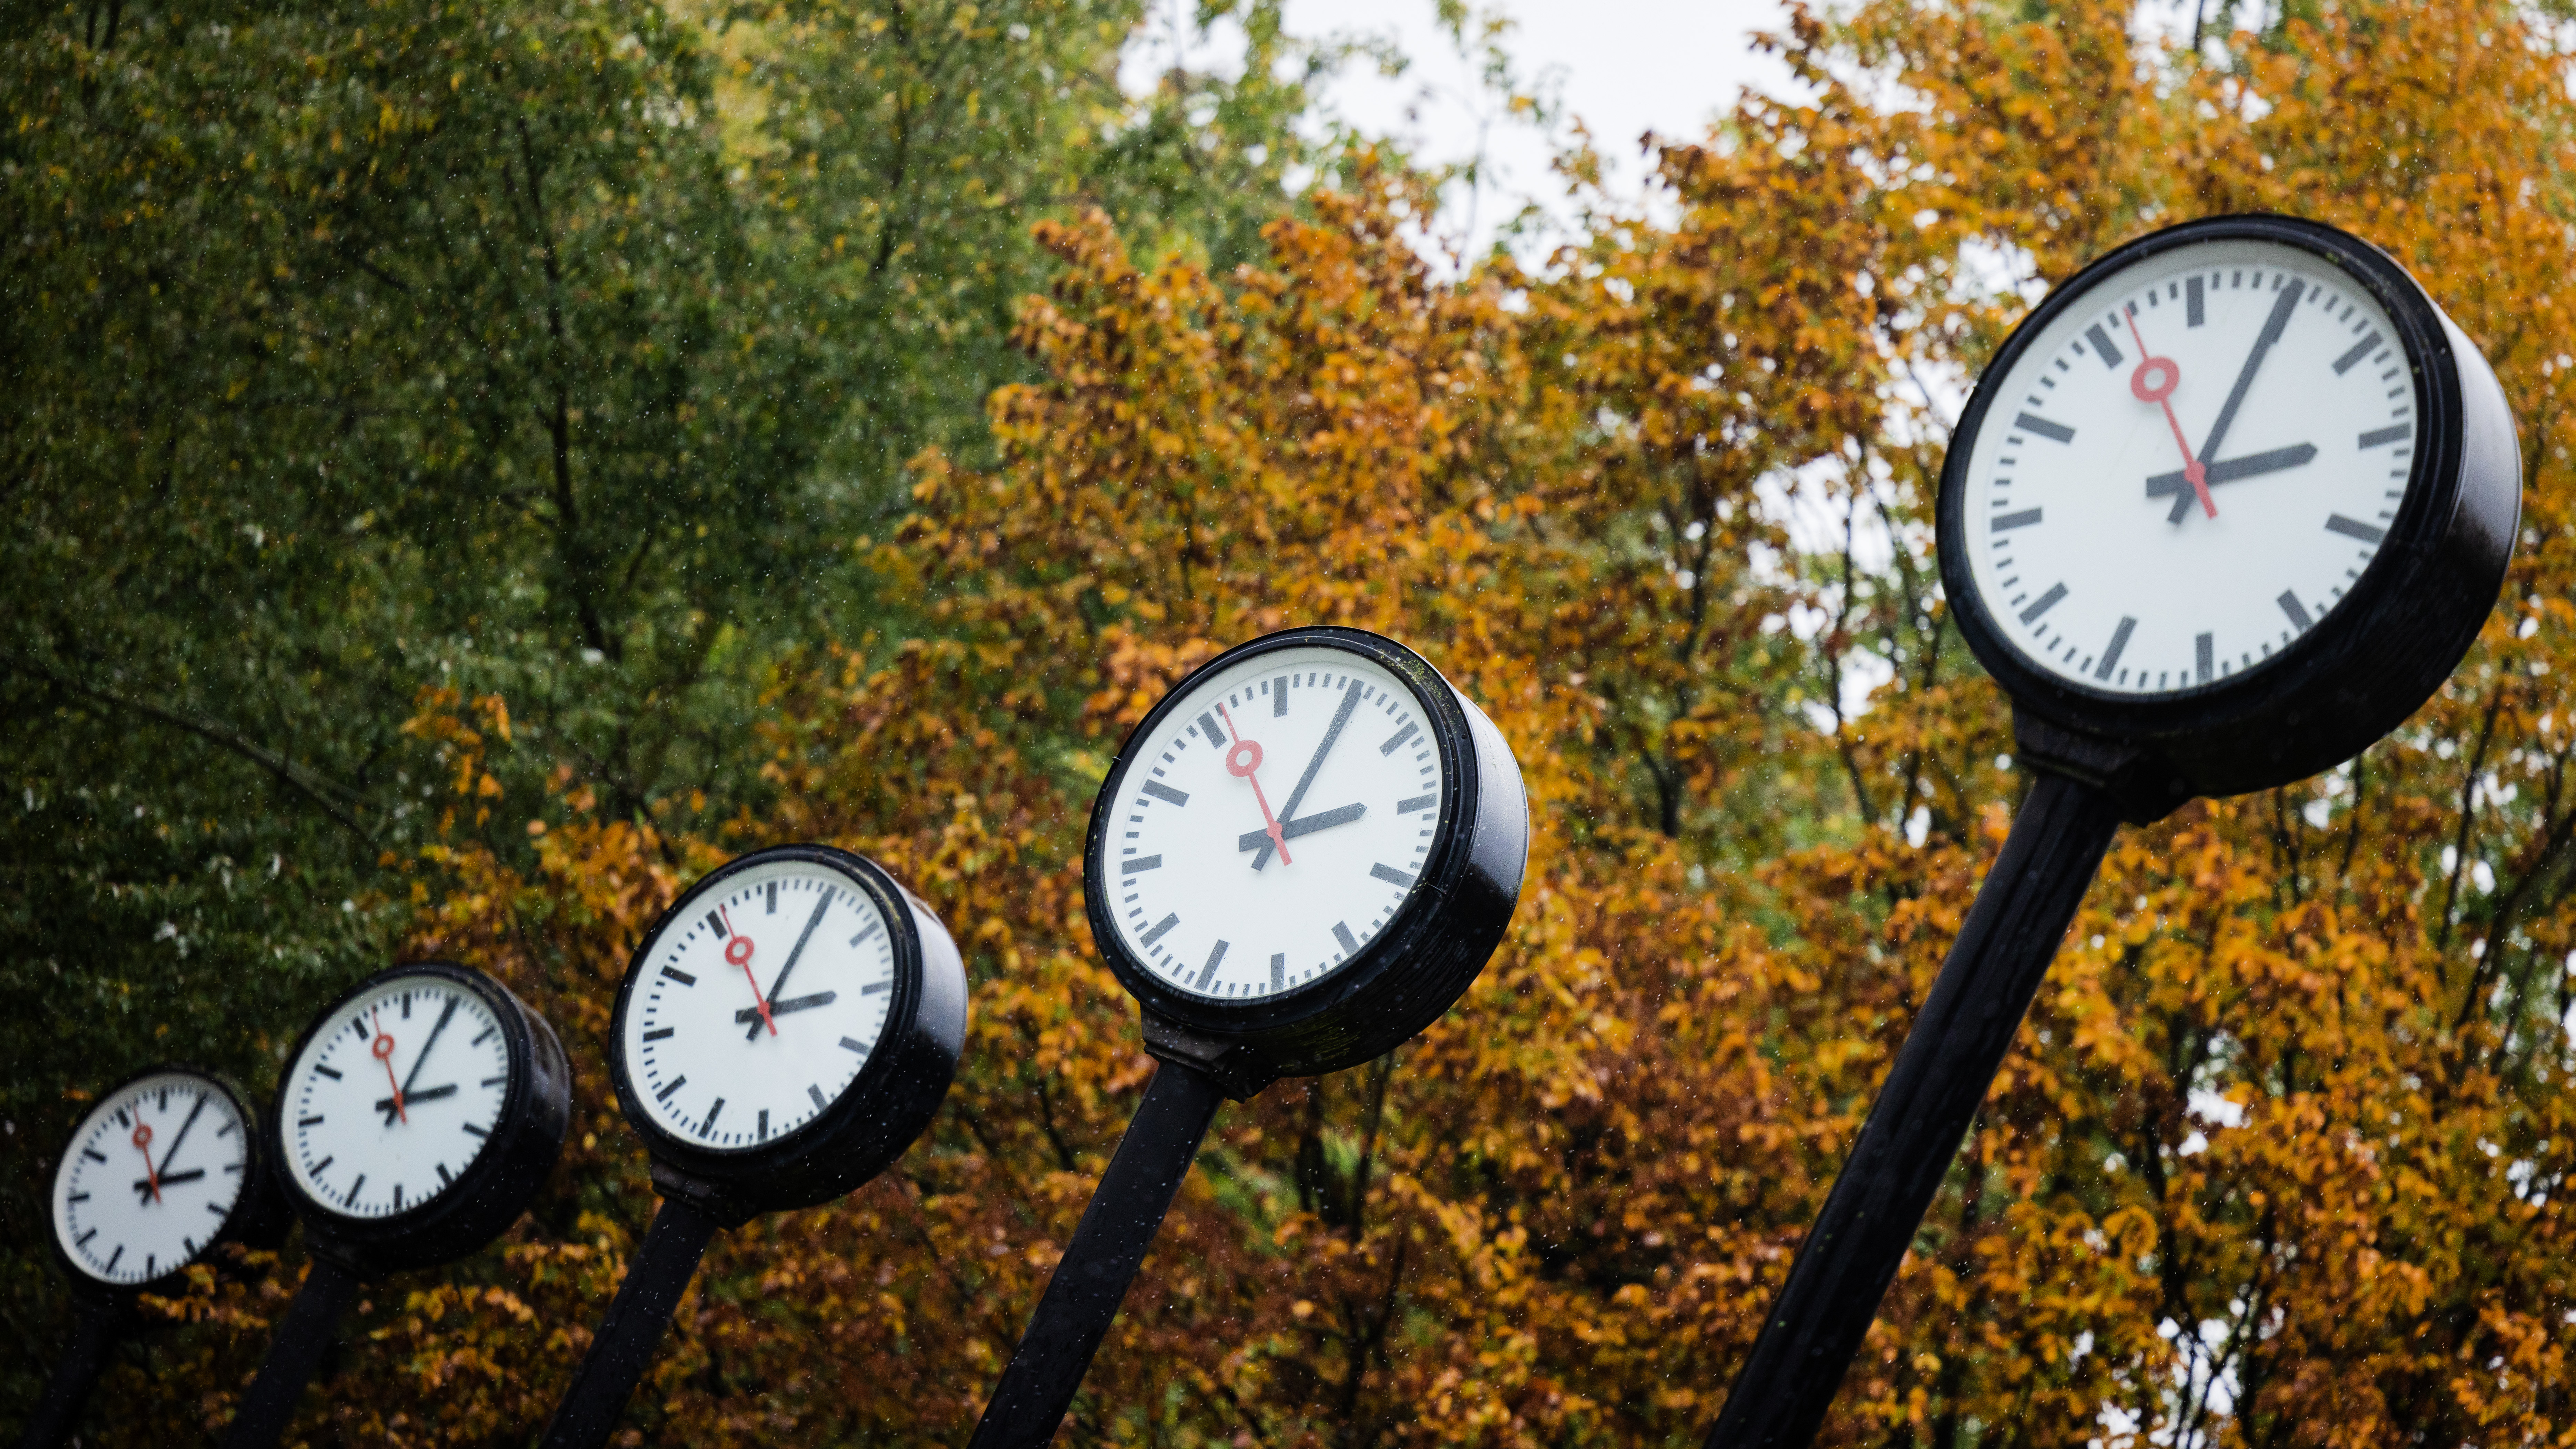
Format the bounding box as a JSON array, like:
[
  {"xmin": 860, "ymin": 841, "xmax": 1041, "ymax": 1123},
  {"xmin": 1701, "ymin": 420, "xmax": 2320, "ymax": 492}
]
[
  {"xmin": 536, "ymin": 846, "xmax": 966, "ymax": 1449},
  {"xmin": 969, "ymin": 627, "xmax": 1530, "ymax": 1448},
  {"xmin": 1702, "ymin": 215, "xmax": 2523, "ymax": 1446}
]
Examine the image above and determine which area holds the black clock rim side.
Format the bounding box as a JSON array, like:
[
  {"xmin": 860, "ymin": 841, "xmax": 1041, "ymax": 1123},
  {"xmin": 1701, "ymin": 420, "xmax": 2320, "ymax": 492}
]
[
  {"xmin": 266, "ymin": 961, "xmax": 572, "ymax": 1276},
  {"xmin": 45, "ymin": 1063, "xmax": 293, "ymax": 1299},
  {"xmin": 1083, "ymin": 625, "xmax": 1531, "ymax": 1089},
  {"xmin": 1936, "ymin": 212, "xmax": 2521, "ymax": 806},
  {"xmin": 604, "ymin": 844, "xmax": 967, "ymax": 1221}
]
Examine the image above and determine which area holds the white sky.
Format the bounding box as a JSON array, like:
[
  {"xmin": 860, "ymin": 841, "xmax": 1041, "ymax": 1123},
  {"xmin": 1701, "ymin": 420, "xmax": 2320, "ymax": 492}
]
[{"xmin": 1126, "ymin": 0, "xmax": 1795, "ymax": 259}]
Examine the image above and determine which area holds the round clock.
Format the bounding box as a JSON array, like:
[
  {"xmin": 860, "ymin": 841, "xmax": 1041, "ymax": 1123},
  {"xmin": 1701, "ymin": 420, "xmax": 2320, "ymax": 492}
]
[
  {"xmin": 20, "ymin": 1067, "xmax": 290, "ymax": 1449},
  {"xmin": 1083, "ymin": 625, "xmax": 1529, "ymax": 1094},
  {"xmin": 1939, "ymin": 213, "xmax": 2521, "ymax": 810},
  {"xmin": 49, "ymin": 1067, "xmax": 287, "ymax": 1292},
  {"xmin": 220, "ymin": 963, "xmax": 569, "ymax": 1449},
  {"xmin": 537, "ymin": 845, "xmax": 965, "ymax": 1449}
]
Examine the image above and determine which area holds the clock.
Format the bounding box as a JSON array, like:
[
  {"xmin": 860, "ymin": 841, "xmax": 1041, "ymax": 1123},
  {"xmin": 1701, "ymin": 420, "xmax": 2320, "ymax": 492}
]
[
  {"xmin": 537, "ymin": 845, "xmax": 965, "ymax": 1449},
  {"xmin": 968, "ymin": 627, "xmax": 1528, "ymax": 1449},
  {"xmin": 49, "ymin": 1067, "xmax": 287, "ymax": 1292},
  {"xmin": 221, "ymin": 963, "xmax": 569, "ymax": 1449},
  {"xmin": 20, "ymin": 1067, "xmax": 290, "ymax": 1449},
  {"xmin": 1939, "ymin": 213, "xmax": 2521, "ymax": 813},
  {"xmin": 1708, "ymin": 215, "xmax": 2521, "ymax": 1449},
  {"xmin": 1083, "ymin": 625, "xmax": 1529, "ymax": 1095}
]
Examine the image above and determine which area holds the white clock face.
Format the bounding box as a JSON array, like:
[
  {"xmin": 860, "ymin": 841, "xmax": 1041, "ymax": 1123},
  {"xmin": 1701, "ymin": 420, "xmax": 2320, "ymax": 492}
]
[
  {"xmin": 1100, "ymin": 644, "xmax": 1449, "ymax": 1001},
  {"xmin": 621, "ymin": 859, "xmax": 899, "ymax": 1151},
  {"xmin": 283, "ymin": 976, "xmax": 512, "ymax": 1218},
  {"xmin": 51, "ymin": 1072, "xmax": 251, "ymax": 1285},
  {"xmin": 1960, "ymin": 237, "xmax": 2417, "ymax": 695}
]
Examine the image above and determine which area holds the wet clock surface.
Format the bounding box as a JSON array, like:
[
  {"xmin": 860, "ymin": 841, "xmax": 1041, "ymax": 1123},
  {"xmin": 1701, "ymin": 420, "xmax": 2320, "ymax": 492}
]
[
  {"xmin": 620, "ymin": 857, "xmax": 898, "ymax": 1151},
  {"xmin": 51, "ymin": 1072, "xmax": 252, "ymax": 1285},
  {"xmin": 1100, "ymin": 643, "xmax": 1448, "ymax": 1000},
  {"xmin": 1958, "ymin": 236, "xmax": 2420, "ymax": 696},
  {"xmin": 283, "ymin": 977, "xmax": 511, "ymax": 1218}
]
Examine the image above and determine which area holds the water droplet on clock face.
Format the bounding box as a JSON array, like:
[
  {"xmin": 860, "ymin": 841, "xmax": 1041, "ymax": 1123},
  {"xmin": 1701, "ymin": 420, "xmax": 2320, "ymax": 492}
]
[
  {"xmin": 1960, "ymin": 238, "xmax": 2416, "ymax": 697},
  {"xmin": 284, "ymin": 977, "xmax": 511, "ymax": 1219},
  {"xmin": 621, "ymin": 860, "xmax": 900, "ymax": 1152},
  {"xmin": 52, "ymin": 1072, "xmax": 249, "ymax": 1285},
  {"xmin": 1101, "ymin": 645, "xmax": 1449, "ymax": 1002}
]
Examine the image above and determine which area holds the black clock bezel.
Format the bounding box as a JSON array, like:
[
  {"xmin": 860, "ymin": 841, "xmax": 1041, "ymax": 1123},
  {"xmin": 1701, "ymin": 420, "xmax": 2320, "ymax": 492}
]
[
  {"xmin": 1083, "ymin": 626, "xmax": 1530, "ymax": 1091},
  {"xmin": 268, "ymin": 961, "xmax": 572, "ymax": 1276},
  {"xmin": 605, "ymin": 844, "xmax": 967, "ymax": 1224},
  {"xmin": 1938, "ymin": 213, "xmax": 2521, "ymax": 808},
  {"xmin": 45, "ymin": 1064, "xmax": 293, "ymax": 1299}
]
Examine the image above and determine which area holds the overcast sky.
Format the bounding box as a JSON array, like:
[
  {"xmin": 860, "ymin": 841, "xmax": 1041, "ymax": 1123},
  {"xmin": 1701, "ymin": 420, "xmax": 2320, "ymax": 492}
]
[{"xmin": 1126, "ymin": 0, "xmax": 1794, "ymax": 258}]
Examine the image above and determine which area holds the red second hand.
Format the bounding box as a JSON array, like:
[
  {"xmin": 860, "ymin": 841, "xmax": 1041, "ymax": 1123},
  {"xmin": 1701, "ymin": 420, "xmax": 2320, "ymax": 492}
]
[
  {"xmin": 372, "ymin": 1013, "xmax": 406, "ymax": 1123},
  {"xmin": 131, "ymin": 1120, "xmax": 161, "ymax": 1203},
  {"xmin": 1217, "ymin": 703, "xmax": 1291, "ymax": 866},
  {"xmin": 2125, "ymin": 310, "xmax": 2216, "ymax": 519},
  {"xmin": 725, "ymin": 906, "xmax": 776, "ymax": 1036}
]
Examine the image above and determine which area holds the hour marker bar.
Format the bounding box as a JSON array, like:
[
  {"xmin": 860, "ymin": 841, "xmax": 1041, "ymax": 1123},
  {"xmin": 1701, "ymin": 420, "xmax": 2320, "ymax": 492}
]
[
  {"xmin": 1270, "ymin": 953, "xmax": 1285, "ymax": 990},
  {"xmin": 314, "ymin": 1065, "xmax": 343, "ymax": 1080},
  {"xmin": 2325, "ymin": 514, "xmax": 2386, "ymax": 544},
  {"xmin": 705, "ymin": 910, "xmax": 727, "ymax": 938},
  {"xmin": 766, "ymin": 882, "xmax": 778, "ymax": 915},
  {"xmin": 2278, "ymin": 591, "xmax": 2315, "ymax": 631},
  {"xmin": 81, "ymin": 1148, "xmax": 107, "ymax": 1163},
  {"xmin": 1396, "ymin": 794, "xmax": 1437, "ymax": 814},
  {"xmin": 1333, "ymin": 921, "xmax": 1360, "ymax": 955},
  {"xmin": 704, "ymin": 1099, "xmax": 724, "ymax": 1132},
  {"xmin": 809, "ymin": 1084, "xmax": 828, "ymax": 1111},
  {"xmin": 2332, "ymin": 329, "xmax": 2383, "ymax": 376},
  {"xmin": 1198, "ymin": 712, "xmax": 1226, "ymax": 748},
  {"xmin": 1122, "ymin": 854, "xmax": 1164, "ymax": 875},
  {"xmin": 68, "ymin": 1192, "xmax": 88, "ymax": 1203},
  {"xmin": 482, "ymin": 1075, "xmax": 507, "ymax": 1087},
  {"xmin": 346, "ymin": 1175, "xmax": 365, "ymax": 1206},
  {"xmin": 849, "ymin": 920, "xmax": 883, "ymax": 948},
  {"xmin": 1194, "ymin": 939, "xmax": 1230, "ymax": 990},
  {"xmin": 643, "ymin": 1027, "xmax": 674, "ymax": 1042},
  {"xmin": 310, "ymin": 1156, "xmax": 334, "ymax": 1175},
  {"xmin": 2018, "ymin": 583, "xmax": 2068, "ymax": 624},
  {"xmin": 1141, "ymin": 780, "xmax": 1190, "ymax": 808},
  {"xmin": 840, "ymin": 1036, "xmax": 869, "ymax": 1053},
  {"xmin": 75, "ymin": 1229, "xmax": 96, "ymax": 1247},
  {"xmin": 1991, "ymin": 508, "xmax": 2043, "ymax": 533},
  {"xmin": 1274, "ymin": 677, "xmax": 1289, "ymax": 716},
  {"xmin": 661, "ymin": 966, "xmax": 697, "ymax": 986},
  {"xmin": 1371, "ymin": 863, "xmax": 1418, "ymax": 888},
  {"xmin": 2186, "ymin": 276, "xmax": 2204, "ymax": 326},
  {"xmin": 2094, "ymin": 617, "xmax": 2137, "ymax": 681},
  {"xmin": 758, "ymin": 1110, "xmax": 770, "ymax": 1141},
  {"xmin": 2358, "ymin": 422, "xmax": 2411, "ymax": 448},
  {"xmin": 859, "ymin": 980, "xmax": 891, "ymax": 995},
  {"xmin": 1139, "ymin": 913, "xmax": 1180, "ymax": 948},
  {"xmin": 105, "ymin": 1246, "xmax": 122, "ymax": 1272},
  {"xmin": 462, "ymin": 1122, "xmax": 488, "ymax": 1138},
  {"xmin": 1380, "ymin": 721, "xmax": 1419, "ymax": 755},
  {"xmin": 437, "ymin": 1163, "xmax": 452, "ymax": 1185},
  {"xmin": 2085, "ymin": 323, "xmax": 2124, "ymax": 368},
  {"xmin": 2012, "ymin": 412, "xmax": 2074, "ymax": 443},
  {"xmin": 655, "ymin": 1075, "xmax": 687, "ymax": 1102},
  {"xmin": 2198, "ymin": 634, "xmax": 2216, "ymax": 683},
  {"xmin": 298, "ymin": 1115, "xmax": 324, "ymax": 1127},
  {"xmin": 392, "ymin": 1184, "xmax": 404, "ymax": 1211},
  {"xmin": 470, "ymin": 1026, "xmax": 496, "ymax": 1046}
]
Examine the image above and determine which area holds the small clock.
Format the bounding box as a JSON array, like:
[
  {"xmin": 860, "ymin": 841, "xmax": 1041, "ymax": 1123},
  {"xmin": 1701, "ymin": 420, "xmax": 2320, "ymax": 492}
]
[
  {"xmin": 1939, "ymin": 213, "xmax": 2520, "ymax": 812},
  {"xmin": 221, "ymin": 962, "xmax": 569, "ymax": 1449},
  {"xmin": 1084, "ymin": 625, "xmax": 1529, "ymax": 1095},
  {"xmin": 537, "ymin": 845, "xmax": 965, "ymax": 1449},
  {"xmin": 20, "ymin": 1067, "xmax": 290, "ymax": 1449}
]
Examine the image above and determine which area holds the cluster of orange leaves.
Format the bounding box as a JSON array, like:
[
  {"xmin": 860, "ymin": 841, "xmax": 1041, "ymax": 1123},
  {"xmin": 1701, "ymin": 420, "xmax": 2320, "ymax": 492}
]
[{"xmin": 101, "ymin": 0, "xmax": 2576, "ymax": 1443}]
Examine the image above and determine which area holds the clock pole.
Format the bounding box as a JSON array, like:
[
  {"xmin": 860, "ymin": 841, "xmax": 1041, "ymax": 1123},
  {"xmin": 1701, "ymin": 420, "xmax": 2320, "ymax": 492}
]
[
  {"xmin": 967, "ymin": 1057, "xmax": 1228, "ymax": 1449},
  {"xmin": 537, "ymin": 1195, "xmax": 725, "ymax": 1449},
  {"xmin": 1702, "ymin": 770, "xmax": 2128, "ymax": 1448},
  {"xmin": 11, "ymin": 1296, "xmax": 126, "ymax": 1449},
  {"xmin": 218, "ymin": 1255, "xmax": 365, "ymax": 1449}
]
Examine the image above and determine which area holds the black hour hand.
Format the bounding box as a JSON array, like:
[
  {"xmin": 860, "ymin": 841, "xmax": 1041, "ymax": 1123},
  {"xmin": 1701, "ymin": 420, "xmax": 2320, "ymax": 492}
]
[
  {"xmin": 1237, "ymin": 802, "xmax": 1367, "ymax": 853},
  {"xmin": 2148, "ymin": 444, "xmax": 2319, "ymax": 521},
  {"xmin": 737, "ymin": 991, "xmax": 838, "ymax": 1023},
  {"xmin": 377, "ymin": 1083, "xmax": 458, "ymax": 1122},
  {"xmin": 134, "ymin": 1167, "xmax": 207, "ymax": 1200}
]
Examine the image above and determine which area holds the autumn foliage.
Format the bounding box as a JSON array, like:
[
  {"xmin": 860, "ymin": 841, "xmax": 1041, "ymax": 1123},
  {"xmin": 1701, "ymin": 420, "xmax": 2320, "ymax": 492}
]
[{"xmin": 23, "ymin": 0, "xmax": 2576, "ymax": 1443}]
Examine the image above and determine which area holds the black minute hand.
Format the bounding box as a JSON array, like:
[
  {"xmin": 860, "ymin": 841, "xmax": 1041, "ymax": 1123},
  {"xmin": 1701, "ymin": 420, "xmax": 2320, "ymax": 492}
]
[
  {"xmin": 399, "ymin": 996, "xmax": 460, "ymax": 1101},
  {"xmin": 748, "ymin": 889, "xmax": 835, "ymax": 1041},
  {"xmin": 1254, "ymin": 680, "xmax": 1363, "ymax": 870},
  {"xmin": 2174, "ymin": 279, "xmax": 2304, "ymax": 523}
]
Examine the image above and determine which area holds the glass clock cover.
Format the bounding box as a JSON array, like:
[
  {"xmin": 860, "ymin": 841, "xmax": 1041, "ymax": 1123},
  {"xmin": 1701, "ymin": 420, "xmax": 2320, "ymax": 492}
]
[
  {"xmin": 1096, "ymin": 643, "xmax": 1449, "ymax": 1002},
  {"xmin": 1956, "ymin": 237, "xmax": 2417, "ymax": 697},
  {"xmin": 618, "ymin": 856, "xmax": 901, "ymax": 1152},
  {"xmin": 281, "ymin": 974, "xmax": 513, "ymax": 1219},
  {"xmin": 51, "ymin": 1070, "xmax": 256, "ymax": 1287}
]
